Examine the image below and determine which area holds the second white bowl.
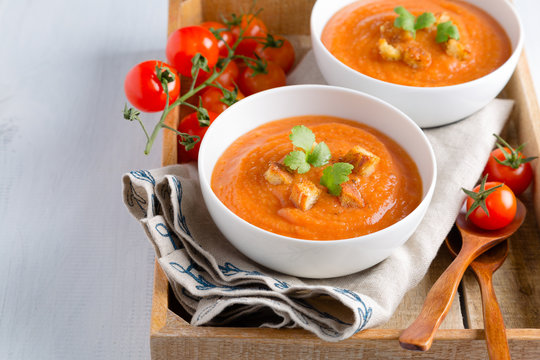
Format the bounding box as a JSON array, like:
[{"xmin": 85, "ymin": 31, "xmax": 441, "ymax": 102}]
[{"xmin": 310, "ymin": 0, "xmax": 523, "ymax": 128}]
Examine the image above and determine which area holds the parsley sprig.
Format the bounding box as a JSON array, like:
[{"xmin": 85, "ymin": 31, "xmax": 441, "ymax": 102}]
[
  {"xmin": 436, "ymin": 21, "xmax": 460, "ymax": 43},
  {"xmin": 393, "ymin": 6, "xmax": 460, "ymax": 43},
  {"xmin": 283, "ymin": 126, "xmax": 331, "ymax": 174},
  {"xmin": 320, "ymin": 163, "xmax": 354, "ymax": 196},
  {"xmin": 394, "ymin": 6, "xmax": 435, "ymax": 38}
]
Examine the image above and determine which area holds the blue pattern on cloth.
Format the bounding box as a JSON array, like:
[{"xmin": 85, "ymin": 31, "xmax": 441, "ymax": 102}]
[
  {"xmin": 171, "ymin": 177, "xmax": 191, "ymax": 237},
  {"xmin": 123, "ymin": 167, "xmax": 375, "ymax": 342},
  {"xmin": 155, "ymin": 223, "xmax": 179, "ymax": 250}
]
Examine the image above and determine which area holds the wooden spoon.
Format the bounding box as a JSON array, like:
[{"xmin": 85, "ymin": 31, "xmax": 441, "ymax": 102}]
[
  {"xmin": 446, "ymin": 236, "xmax": 510, "ymax": 359},
  {"xmin": 399, "ymin": 200, "xmax": 526, "ymax": 352}
]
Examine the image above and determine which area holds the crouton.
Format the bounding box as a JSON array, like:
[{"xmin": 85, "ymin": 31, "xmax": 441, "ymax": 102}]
[
  {"xmin": 379, "ymin": 22, "xmax": 412, "ymax": 43},
  {"xmin": 264, "ymin": 162, "xmax": 293, "ymax": 185},
  {"xmin": 402, "ymin": 44, "xmax": 432, "ymax": 69},
  {"xmin": 435, "ymin": 12, "xmax": 451, "ymax": 25},
  {"xmin": 290, "ymin": 180, "xmax": 321, "ymax": 211},
  {"xmin": 378, "ymin": 39, "xmax": 402, "ymax": 61},
  {"xmin": 339, "ymin": 182, "xmax": 365, "ymax": 208},
  {"xmin": 444, "ymin": 39, "xmax": 471, "ymax": 60},
  {"xmin": 341, "ymin": 145, "xmax": 380, "ymax": 177}
]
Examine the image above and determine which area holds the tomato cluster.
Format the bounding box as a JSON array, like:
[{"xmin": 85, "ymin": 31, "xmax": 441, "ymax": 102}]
[{"xmin": 123, "ymin": 11, "xmax": 295, "ymax": 161}]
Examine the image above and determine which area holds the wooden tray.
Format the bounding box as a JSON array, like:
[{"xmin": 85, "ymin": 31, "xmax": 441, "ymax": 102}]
[{"xmin": 152, "ymin": 0, "xmax": 540, "ymax": 358}]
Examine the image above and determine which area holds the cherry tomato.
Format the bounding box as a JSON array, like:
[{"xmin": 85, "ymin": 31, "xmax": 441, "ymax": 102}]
[
  {"xmin": 238, "ymin": 61, "xmax": 286, "ymax": 96},
  {"xmin": 200, "ymin": 21, "xmax": 236, "ymax": 58},
  {"xmin": 483, "ymin": 147, "xmax": 535, "ymax": 196},
  {"xmin": 200, "ymin": 86, "xmax": 244, "ymax": 114},
  {"xmin": 177, "ymin": 111, "xmax": 218, "ymax": 162},
  {"xmin": 166, "ymin": 26, "xmax": 219, "ymax": 78},
  {"xmin": 215, "ymin": 60, "xmax": 239, "ymax": 87},
  {"xmin": 192, "ymin": 58, "xmax": 240, "ymax": 88},
  {"xmin": 465, "ymin": 181, "xmax": 517, "ymax": 230},
  {"xmin": 231, "ymin": 14, "xmax": 268, "ymax": 57},
  {"xmin": 124, "ymin": 60, "xmax": 180, "ymax": 112},
  {"xmin": 255, "ymin": 35, "xmax": 295, "ymax": 73}
]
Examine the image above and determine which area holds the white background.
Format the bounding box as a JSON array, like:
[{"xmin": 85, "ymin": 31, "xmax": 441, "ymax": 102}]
[{"xmin": 0, "ymin": 0, "xmax": 539, "ymax": 359}]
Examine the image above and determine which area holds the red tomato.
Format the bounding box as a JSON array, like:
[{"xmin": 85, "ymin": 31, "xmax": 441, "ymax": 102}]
[
  {"xmin": 238, "ymin": 61, "xmax": 286, "ymax": 96},
  {"xmin": 215, "ymin": 60, "xmax": 239, "ymax": 87},
  {"xmin": 465, "ymin": 181, "xmax": 517, "ymax": 230},
  {"xmin": 124, "ymin": 60, "xmax": 180, "ymax": 112},
  {"xmin": 231, "ymin": 14, "xmax": 268, "ymax": 57},
  {"xmin": 177, "ymin": 111, "xmax": 218, "ymax": 162},
  {"xmin": 255, "ymin": 35, "xmax": 295, "ymax": 73},
  {"xmin": 166, "ymin": 26, "xmax": 219, "ymax": 78},
  {"xmin": 200, "ymin": 21, "xmax": 236, "ymax": 57},
  {"xmin": 483, "ymin": 147, "xmax": 535, "ymax": 196},
  {"xmin": 192, "ymin": 58, "xmax": 239, "ymax": 88},
  {"xmin": 200, "ymin": 86, "xmax": 245, "ymax": 114}
]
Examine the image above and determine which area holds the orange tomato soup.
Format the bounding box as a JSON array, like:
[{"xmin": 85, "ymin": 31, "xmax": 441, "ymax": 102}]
[
  {"xmin": 321, "ymin": 0, "xmax": 512, "ymax": 87},
  {"xmin": 211, "ymin": 116, "xmax": 422, "ymax": 240}
]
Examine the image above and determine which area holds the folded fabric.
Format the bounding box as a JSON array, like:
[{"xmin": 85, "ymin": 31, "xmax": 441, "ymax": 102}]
[{"xmin": 122, "ymin": 51, "xmax": 513, "ymax": 341}]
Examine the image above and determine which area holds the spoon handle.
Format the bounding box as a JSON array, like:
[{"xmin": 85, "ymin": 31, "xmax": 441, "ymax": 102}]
[
  {"xmin": 399, "ymin": 248, "xmax": 476, "ymax": 351},
  {"xmin": 475, "ymin": 270, "xmax": 511, "ymax": 360}
]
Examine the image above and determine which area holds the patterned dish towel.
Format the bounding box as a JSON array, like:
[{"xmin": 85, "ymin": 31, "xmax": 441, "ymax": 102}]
[{"xmin": 122, "ymin": 51, "xmax": 513, "ymax": 341}]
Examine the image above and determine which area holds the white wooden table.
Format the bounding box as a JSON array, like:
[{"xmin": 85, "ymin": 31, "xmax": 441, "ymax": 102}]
[{"xmin": 0, "ymin": 1, "xmax": 539, "ymax": 359}]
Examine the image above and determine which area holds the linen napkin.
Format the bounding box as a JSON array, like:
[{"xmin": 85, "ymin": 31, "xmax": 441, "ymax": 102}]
[{"xmin": 123, "ymin": 51, "xmax": 514, "ymax": 342}]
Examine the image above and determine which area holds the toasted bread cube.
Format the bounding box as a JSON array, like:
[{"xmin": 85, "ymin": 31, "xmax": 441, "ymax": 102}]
[
  {"xmin": 378, "ymin": 39, "xmax": 402, "ymax": 61},
  {"xmin": 444, "ymin": 39, "xmax": 471, "ymax": 60},
  {"xmin": 264, "ymin": 162, "xmax": 293, "ymax": 185},
  {"xmin": 290, "ymin": 180, "xmax": 321, "ymax": 211},
  {"xmin": 340, "ymin": 182, "xmax": 365, "ymax": 208},
  {"xmin": 436, "ymin": 12, "xmax": 451, "ymax": 25},
  {"xmin": 402, "ymin": 44, "xmax": 432, "ymax": 69},
  {"xmin": 379, "ymin": 22, "xmax": 412, "ymax": 43},
  {"xmin": 342, "ymin": 145, "xmax": 380, "ymax": 177}
]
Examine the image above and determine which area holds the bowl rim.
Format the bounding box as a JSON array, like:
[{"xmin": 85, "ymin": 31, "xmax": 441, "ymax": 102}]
[
  {"xmin": 198, "ymin": 84, "xmax": 437, "ymax": 246},
  {"xmin": 310, "ymin": 0, "xmax": 524, "ymax": 91}
]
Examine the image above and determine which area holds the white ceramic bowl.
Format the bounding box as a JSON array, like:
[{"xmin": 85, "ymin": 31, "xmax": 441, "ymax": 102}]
[
  {"xmin": 311, "ymin": 0, "xmax": 523, "ymax": 128},
  {"xmin": 198, "ymin": 85, "xmax": 436, "ymax": 278}
]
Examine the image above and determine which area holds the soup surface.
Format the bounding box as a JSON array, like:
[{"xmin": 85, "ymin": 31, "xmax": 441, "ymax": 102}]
[
  {"xmin": 321, "ymin": 0, "xmax": 512, "ymax": 87},
  {"xmin": 211, "ymin": 115, "xmax": 423, "ymax": 240}
]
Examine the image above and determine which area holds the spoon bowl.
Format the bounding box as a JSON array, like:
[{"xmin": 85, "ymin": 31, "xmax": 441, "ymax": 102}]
[
  {"xmin": 445, "ymin": 235, "xmax": 509, "ymax": 271},
  {"xmin": 455, "ymin": 200, "xmax": 526, "ymax": 256}
]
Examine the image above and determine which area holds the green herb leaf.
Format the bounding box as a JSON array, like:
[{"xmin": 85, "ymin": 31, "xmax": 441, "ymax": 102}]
[
  {"xmin": 191, "ymin": 53, "xmax": 210, "ymax": 78},
  {"xmin": 415, "ymin": 12, "xmax": 436, "ymax": 30},
  {"xmin": 225, "ymin": 13, "xmax": 242, "ymax": 27},
  {"xmin": 436, "ymin": 21, "xmax": 460, "ymax": 43},
  {"xmin": 219, "ymin": 86, "xmax": 240, "ymax": 107},
  {"xmin": 320, "ymin": 162, "xmax": 354, "ymax": 196},
  {"xmin": 394, "ymin": 6, "xmax": 416, "ymax": 36},
  {"xmin": 289, "ymin": 125, "xmax": 315, "ymax": 152},
  {"xmin": 178, "ymin": 135, "xmax": 200, "ymax": 151},
  {"xmin": 155, "ymin": 64, "xmax": 175, "ymax": 87},
  {"xmin": 197, "ymin": 98, "xmax": 210, "ymax": 127},
  {"xmin": 261, "ymin": 33, "xmax": 284, "ymax": 50},
  {"xmin": 284, "ymin": 150, "xmax": 311, "ymax": 174},
  {"xmin": 462, "ymin": 174, "xmax": 502, "ymax": 219},
  {"xmin": 307, "ymin": 142, "xmax": 331, "ymax": 167},
  {"xmin": 284, "ymin": 126, "xmax": 332, "ymax": 174},
  {"xmin": 123, "ymin": 104, "xmax": 141, "ymax": 122},
  {"xmin": 243, "ymin": 53, "xmax": 268, "ymax": 76},
  {"xmin": 492, "ymin": 133, "xmax": 538, "ymax": 169}
]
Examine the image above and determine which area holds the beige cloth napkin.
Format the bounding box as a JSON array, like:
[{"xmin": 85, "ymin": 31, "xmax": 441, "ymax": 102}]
[{"xmin": 123, "ymin": 51, "xmax": 513, "ymax": 341}]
